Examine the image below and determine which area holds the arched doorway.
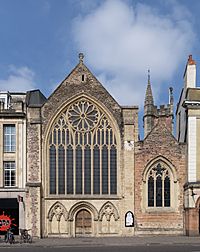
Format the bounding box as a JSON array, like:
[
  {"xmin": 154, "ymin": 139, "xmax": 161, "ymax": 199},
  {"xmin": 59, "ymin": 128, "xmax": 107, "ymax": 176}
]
[{"xmin": 75, "ymin": 209, "xmax": 92, "ymax": 237}]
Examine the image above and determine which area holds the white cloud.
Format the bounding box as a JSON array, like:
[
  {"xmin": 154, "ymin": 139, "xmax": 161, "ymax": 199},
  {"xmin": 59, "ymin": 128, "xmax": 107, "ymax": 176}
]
[
  {"xmin": 0, "ymin": 66, "xmax": 36, "ymax": 92},
  {"xmin": 72, "ymin": 0, "xmax": 195, "ymax": 106}
]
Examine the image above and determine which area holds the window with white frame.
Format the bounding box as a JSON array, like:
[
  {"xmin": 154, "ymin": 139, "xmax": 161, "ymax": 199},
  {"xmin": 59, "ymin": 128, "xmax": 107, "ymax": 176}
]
[
  {"xmin": 0, "ymin": 92, "xmax": 9, "ymax": 109},
  {"xmin": 3, "ymin": 125, "xmax": 16, "ymax": 152},
  {"xmin": 4, "ymin": 162, "xmax": 16, "ymax": 187}
]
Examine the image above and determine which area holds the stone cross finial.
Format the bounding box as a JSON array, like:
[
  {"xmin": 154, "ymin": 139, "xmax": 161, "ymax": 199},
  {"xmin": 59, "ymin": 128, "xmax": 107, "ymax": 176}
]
[{"xmin": 79, "ymin": 53, "xmax": 84, "ymax": 62}]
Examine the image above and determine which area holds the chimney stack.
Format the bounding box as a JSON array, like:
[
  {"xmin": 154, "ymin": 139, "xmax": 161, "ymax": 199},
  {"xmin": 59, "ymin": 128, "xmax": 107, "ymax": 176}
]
[{"xmin": 184, "ymin": 55, "xmax": 196, "ymax": 88}]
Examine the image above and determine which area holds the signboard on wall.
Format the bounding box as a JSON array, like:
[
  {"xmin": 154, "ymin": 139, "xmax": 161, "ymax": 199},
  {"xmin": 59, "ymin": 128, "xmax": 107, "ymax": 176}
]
[
  {"xmin": 0, "ymin": 198, "xmax": 19, "ymax": 234},
  {"xmin": 0, "ymin": 212, "xmax": 15, "ymax": 231},
  {"xmin": 125, "ymin": 211, "xmax": 134, "ymax": 227}
]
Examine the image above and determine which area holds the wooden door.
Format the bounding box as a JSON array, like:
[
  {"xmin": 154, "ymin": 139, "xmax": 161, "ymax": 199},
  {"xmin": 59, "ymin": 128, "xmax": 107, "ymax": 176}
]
[{"xmin": 75, "ymin": 209, "xmax": 92, "ymax": 236}]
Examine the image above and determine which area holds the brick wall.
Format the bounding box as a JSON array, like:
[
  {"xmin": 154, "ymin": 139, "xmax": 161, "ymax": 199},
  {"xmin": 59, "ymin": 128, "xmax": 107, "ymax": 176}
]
[{"xmin": 135, "ymin": 119, "xmax": 186, "ymax": 234}]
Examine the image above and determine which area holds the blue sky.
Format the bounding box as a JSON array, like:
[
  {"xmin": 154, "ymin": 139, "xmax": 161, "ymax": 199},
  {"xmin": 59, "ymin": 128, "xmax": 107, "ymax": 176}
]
[{"xmin": 0, "ymin": 0, "xmax": 200, "ymax": 133}]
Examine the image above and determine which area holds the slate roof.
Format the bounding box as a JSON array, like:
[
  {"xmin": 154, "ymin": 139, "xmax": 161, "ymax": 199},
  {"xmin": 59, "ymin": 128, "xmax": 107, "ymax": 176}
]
[{"xmin": 26, "ymin": 89, "xmax": 47, "ymax": 107}]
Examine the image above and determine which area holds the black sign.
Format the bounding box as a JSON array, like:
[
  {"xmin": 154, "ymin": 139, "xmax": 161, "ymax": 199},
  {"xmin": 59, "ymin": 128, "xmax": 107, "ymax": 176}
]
[{"xmin": 0, "ymin": 198, "xmax": 19, "ymax": 235}]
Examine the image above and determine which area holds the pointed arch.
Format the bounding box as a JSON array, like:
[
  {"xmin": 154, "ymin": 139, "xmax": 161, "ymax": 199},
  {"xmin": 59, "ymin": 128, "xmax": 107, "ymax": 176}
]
[
  {"xmin": 47, "ymin": 201, "xmax": 68, "ymax": 221},
  {"xmin": 44, "ymin": 93, "xmax": 120, "ymax": 143},
  {"xmin": 44, "ymin": 94, "xmax": 120, "ymax": 197},
  {"xmin": 142, "ymin": 156, "xmax": 178, "ymax": 208},
  {"xmin": 99, "ymin": 201, "xmax": 120, "ymax": 221},
  {"xmin": 68, "ymin": 201, "xmax": 98, "ymax": 221},
  {"xmin": 143, "ymin": 155, "xmax": 178, "ymax": 183}
]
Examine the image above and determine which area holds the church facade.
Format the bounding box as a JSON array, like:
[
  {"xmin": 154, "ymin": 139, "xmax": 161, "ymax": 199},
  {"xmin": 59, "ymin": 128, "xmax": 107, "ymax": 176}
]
[
  {"xmin": 0, "ymin": 53, "xmax": 198, "ymax": 238},
  {"xmin": 27, "ymin": 54, "xmax": 138, "ymax": 237}
]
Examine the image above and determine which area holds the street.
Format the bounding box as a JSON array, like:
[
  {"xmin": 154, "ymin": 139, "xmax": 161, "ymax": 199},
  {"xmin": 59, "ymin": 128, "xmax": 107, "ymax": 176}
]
[
  {"xmin": 1, "ymin": 235, "xmax": 200, "ymax": 251},
  {"xmin": 1, "ymin": 244, "xmax": 200, "ymax": 252}
]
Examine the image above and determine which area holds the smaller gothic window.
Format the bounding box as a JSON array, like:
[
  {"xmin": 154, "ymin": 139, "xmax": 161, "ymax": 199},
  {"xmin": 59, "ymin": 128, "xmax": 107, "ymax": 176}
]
[{"xmin": 147, "ymin": 163, "xmax": 171, "ymax": 207}]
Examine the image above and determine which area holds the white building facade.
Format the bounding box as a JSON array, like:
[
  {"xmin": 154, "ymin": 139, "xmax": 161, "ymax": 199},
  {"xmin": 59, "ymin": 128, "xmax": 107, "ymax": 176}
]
[{"xmin": 176, "ymin": 55, "xmax": 200, "ymax": 236}]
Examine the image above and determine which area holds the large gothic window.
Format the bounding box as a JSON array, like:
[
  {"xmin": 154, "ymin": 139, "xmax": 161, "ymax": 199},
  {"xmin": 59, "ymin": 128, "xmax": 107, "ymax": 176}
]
[
  {"xmin": 148, "ymin": 163, "xmax": 171, "ymax": 207},
  {"xmin": 48, "ymin": 98, "xmax": 117, "ymax": 195}
]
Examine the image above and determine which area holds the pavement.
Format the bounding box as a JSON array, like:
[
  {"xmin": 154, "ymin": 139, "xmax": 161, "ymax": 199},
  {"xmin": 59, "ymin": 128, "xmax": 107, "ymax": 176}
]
[{"xmin": 1, "ymin": 235, "xmax": 200, "ymax": 248}]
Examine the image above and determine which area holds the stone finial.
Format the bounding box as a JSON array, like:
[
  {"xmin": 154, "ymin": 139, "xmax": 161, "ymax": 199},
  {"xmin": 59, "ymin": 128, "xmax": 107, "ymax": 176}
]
[{"xmin": 79, "ymin": 53, "xmax": 84, "ymax": 63}]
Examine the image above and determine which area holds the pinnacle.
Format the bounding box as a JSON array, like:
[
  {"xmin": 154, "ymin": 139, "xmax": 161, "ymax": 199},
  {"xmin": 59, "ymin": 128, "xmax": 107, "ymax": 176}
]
[{"xmin": 145, "ymin": 69, "xmax": 154, "ymax": 105}]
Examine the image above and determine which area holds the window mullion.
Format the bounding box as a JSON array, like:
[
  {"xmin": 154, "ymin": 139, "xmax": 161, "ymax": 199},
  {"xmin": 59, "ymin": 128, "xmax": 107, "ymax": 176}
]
[
  {"xmin": 108, "ymin": 144, "xmax": 110, "ymax": 195},
  {"xmin": 100, "ymin": 145, "xmax": 102, "ymax": 195},
  {"xmin": 91, "ymin": 135, "xmax": 94, "ymax": 194},
  {"xmin": 9, "ymin": 166, "xmax": 11, "ymax": 187},
  {"xmin": 8, "ymin": 133, "xmax": 10, "ymax": 152},
  {"xmin": 55, "ymin": 129, "xmax": 58, "ymax": 194},
  {"xmin": 64, "ymin": 131, "xmax": 67, "ymax": 195},
  {"xmin": 9, "ymin": 164, "xmax": 12, "ymax": 186},
  {"xmin": 73, "ymin": 144, "xmax": 76, "ymax": 195},
  {"xmin": 90, "ymin": 146, "xmax": 93, "ymax": 194},
  {"xmin": 162, "ymin": 174, "xmax": 164, "ymax": 207}
]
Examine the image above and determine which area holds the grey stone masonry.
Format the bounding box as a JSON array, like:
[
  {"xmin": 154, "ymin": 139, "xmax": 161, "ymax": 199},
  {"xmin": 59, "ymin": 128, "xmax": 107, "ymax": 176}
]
[{"xmin": 42, "ymin": 62, "xmax": 123, "ymax": 137}]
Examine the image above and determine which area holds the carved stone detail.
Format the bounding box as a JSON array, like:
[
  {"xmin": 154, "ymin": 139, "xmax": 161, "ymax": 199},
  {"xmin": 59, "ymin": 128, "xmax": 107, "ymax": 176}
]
[
  {"xmin": 47, "ymin": 202, "xmax": 68, "ymax": 221},
  {"xmin": 99, "ymin": 202, "xmax": 120, "ymax": 221}
]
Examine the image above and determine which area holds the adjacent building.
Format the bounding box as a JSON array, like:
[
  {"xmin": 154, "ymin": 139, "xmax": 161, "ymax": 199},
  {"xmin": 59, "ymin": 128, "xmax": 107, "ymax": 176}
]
[
  {"xmin": 135, "ymin": 73, "xmax": 186, "ymax": 235},
  {"xmin": 0, "ymin": 90, "xmax": 46, "ymax": 235},
  {"xmin": 176, "ymin": 55, "xmax": 200, "ymax": 236}
]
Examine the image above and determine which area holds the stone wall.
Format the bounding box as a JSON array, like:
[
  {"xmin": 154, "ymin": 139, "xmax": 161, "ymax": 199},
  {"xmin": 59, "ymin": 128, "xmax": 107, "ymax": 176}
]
[
  {"xmin": 42, "ymin": 62, "xmax": 123, "ymax": 136},
  {"xmin": 39, "ymin": 61, "xmax": 140, "ymax": 237},
  {"xmin": 26, "ymin": 107, "xmax": 42, "ymax": 237},
  {"xmin": 121, "ymin": 107, "xmax": 138, "ymax": 236}
]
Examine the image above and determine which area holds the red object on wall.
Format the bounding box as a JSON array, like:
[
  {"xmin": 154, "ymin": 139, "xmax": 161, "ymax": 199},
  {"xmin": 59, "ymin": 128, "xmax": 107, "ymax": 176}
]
[{"xmin": 0, "ymin": 212, "xmax": 16, "ymax": 231}]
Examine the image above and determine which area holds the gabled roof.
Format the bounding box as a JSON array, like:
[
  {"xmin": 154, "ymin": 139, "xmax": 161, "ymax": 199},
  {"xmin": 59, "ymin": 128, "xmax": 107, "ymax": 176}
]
[
  {"xmin": 46, "ymin": 54, "xmax": 121, "ymax": 108},
  {"xmin": 42, "ymin": 54, "xmax": 124, "ymax": 131}
]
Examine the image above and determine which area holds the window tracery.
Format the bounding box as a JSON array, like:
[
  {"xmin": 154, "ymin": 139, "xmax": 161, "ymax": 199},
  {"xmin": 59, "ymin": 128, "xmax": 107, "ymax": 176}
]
[
  {"xmin": 67, "ymin": 100, "xmax": 100, "ymax": 132},
  {"xmin": 47, "ymin": 202, "xmax": 68, "ymax": 221},
  {"xmin": 48, "ymin": 98, "xmax": 117, "ymax": 196},
  {"xmin": 148, "ymin": 163, "xmax": 171, "ymax": 207},
  {"xmin": 99, "ymin": 202, "xmax": 119, "ymax": 221}
]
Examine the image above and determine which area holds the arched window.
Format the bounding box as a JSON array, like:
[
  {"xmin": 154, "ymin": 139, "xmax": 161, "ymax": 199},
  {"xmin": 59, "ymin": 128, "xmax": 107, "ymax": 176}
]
[
  {"xmin": 147, "ymin": 163, "xmax": 171, "ymax": 207},
  {"xmin": 48, "ymin": 98, "xmax": 117, "ymax": 195}
]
